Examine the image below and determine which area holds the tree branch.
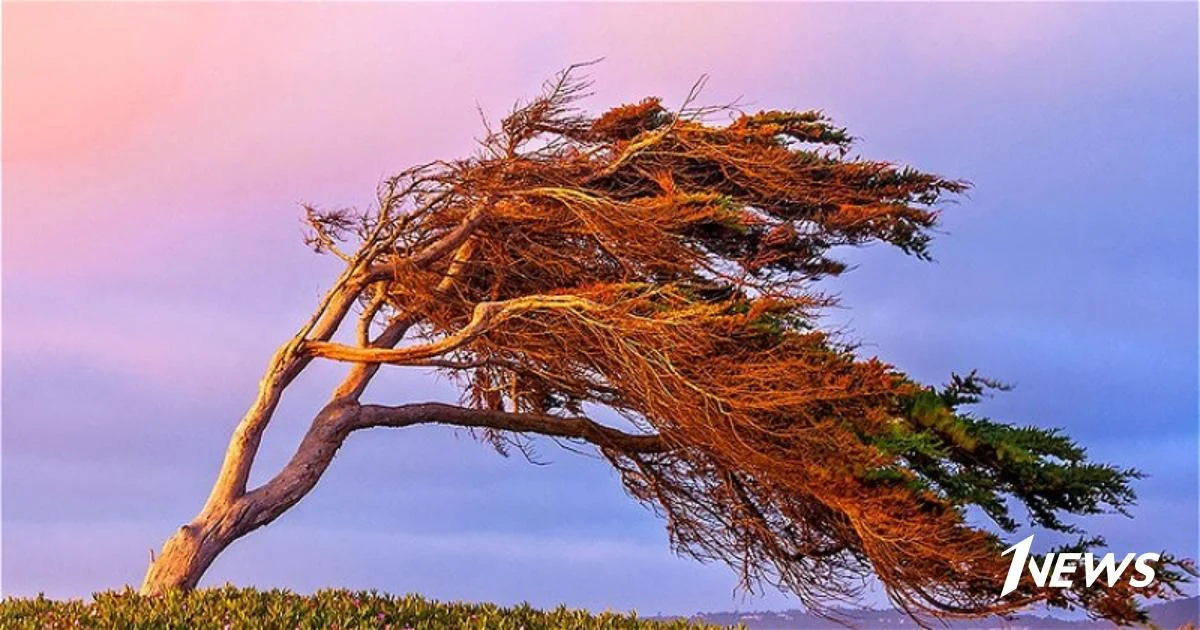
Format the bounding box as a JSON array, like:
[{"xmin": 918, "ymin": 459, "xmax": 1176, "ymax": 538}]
[
  {"xmin": 239, "ymin": 402, "xmax": 665, "ymax": 533},
  {"xmin": 353, "ymin": 402, "xmax": 666, "ymax": 453},
  {"xmin": 206, "ymin": 203, "xmax": 495, "ymax": 508},
  {"xmin": 303, "ymin": 295, "xmax": 600, "ymax": 366},
  {"xmin": 362, "ymin": 204, "xmax": 488, "ymax": 283},
  {"xmin": 202, "ymin": 265, "xmax": 368, "ymax": 509}
]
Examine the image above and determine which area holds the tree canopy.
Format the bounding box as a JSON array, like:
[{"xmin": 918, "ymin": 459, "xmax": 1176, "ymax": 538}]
[{"xmin": 143, "ymin": 65, "xmax": 1193, "ymax": 625}]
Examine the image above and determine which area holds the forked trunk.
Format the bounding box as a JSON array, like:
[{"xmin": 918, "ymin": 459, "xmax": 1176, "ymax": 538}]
[
  {"xmin": 140, "ymin": 405, "xmax": 356, "ymax": 594},
  {"xmin": 140, "ymin": 504, "xmax": 248, "ymax": 594}
]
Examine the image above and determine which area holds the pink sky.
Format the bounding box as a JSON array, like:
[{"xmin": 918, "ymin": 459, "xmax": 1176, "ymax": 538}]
[{"xmin": 1, "ymin": 2, "xmax": 1125, "ymax": 284}]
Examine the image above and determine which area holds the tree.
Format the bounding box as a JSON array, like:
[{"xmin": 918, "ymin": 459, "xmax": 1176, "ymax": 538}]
[{"xmin": 140, "ymin": 66, "xmax": 1192, "ymax": 624}]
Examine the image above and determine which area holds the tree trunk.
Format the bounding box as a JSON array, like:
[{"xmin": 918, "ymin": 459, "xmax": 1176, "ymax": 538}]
[
  {"xmin": 140, "ymin": 405, "xmax": 356, "ymax": 594},
  {"xmin": 140, "ymin": 502, "xmax": 251, "ymax": 593}
]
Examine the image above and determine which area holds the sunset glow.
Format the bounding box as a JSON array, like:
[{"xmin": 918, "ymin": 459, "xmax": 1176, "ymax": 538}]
[{"xmin": 3, "ymin": 2, "xmax": 1196, "ymax": 615}]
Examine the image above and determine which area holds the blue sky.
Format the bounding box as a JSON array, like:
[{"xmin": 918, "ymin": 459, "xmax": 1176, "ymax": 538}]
[{"xmin": 3, "ymin": 2, "xmax": 1197, "ymax": 615}]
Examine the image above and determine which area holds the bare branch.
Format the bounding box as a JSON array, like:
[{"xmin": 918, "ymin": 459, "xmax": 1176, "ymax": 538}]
[
  {"xmin": 354, "ymin": 402, "xmax": 665, "ymax": 453},
  {"xmin": 303, "ymin": 295, "xmax": 600, "ymax": 366},
  {"xmin": 238, "ymin": 401, "xmax": 664, "ymax": 534}
]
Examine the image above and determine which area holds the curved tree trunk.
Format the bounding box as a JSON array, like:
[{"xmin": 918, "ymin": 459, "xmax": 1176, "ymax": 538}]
[
  {"xmin": 137, "ymin": 188, "xmax": 498, "ymax": 594},
  {"xmin": 140, "ymin": 403, "xmax": 355, "ymax": 594},
  {"xmin": 137, "ymin": 397, "xmax": 662, "ymax": 594},
  {"xmin": 138, "ymin": 259, "xmax": 373, "ymax": 595},
  {"xmin": 140, "ymin": 507, "xmax": 246, "ymax": 592}
]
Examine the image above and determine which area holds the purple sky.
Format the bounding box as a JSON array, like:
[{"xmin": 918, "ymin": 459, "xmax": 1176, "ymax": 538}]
[{"xmin": 3, "ymin": 2, "xmax": 1197, "ymax": 615}]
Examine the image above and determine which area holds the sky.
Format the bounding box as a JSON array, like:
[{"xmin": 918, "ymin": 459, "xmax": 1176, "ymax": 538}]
[{"xmin": 2, "ymin": 1, "xmax": 1197, "ymax": 616}]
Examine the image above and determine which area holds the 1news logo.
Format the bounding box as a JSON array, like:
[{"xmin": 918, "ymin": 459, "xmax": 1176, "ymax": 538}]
[{"xmin": 1001, "ymin": 535, "xmax": 1159, "ymax": 596}]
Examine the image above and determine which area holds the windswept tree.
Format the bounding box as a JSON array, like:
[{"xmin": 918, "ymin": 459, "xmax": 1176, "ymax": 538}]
[{"xmin": 141, "ymin": 67, "xmax": 1191, "ymax": 624}]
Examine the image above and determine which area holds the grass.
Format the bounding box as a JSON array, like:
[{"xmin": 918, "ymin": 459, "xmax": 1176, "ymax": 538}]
[{"xmin": 0, "ymin": 585, "xmax": 730, "ymax": 629}]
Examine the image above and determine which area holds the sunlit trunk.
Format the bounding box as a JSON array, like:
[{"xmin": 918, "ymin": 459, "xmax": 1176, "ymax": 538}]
[{"xmin": 140, "ymin": 510, "xmax": 242, "ymax": 594}]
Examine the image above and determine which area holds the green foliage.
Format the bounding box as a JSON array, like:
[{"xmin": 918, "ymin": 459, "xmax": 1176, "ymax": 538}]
[
  {"xmin": 875, "ymin": 371, "xmax": 1142, "ymax": 534},
  {"xmin": 0, "ymin": 587, "xmax": 729, "ymax": 629}
]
